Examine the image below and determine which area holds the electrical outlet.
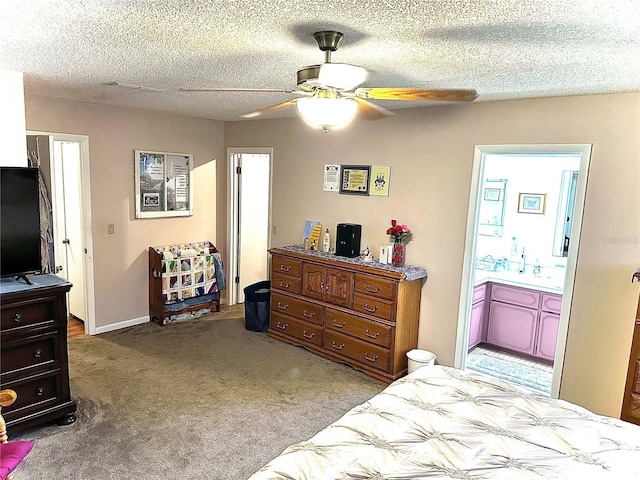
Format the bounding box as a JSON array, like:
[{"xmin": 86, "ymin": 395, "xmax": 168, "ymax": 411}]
[
  {"xmin": 272, "ymin": 225, "xmax": 277, "ymax": 235},
  {"xmin": 107, "ymin": 223, "xmax": 115, "ymax": 235}
]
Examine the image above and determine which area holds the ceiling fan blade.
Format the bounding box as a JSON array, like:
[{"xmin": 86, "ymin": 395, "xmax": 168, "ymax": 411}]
[
  {"xmin": 240, "ymin": 99, "xmax": 300, "ymax": 119},
  {"xmin": 178, "ymin": 87, "xmax": 299, "ymax": 94},
  {"xmin": 352, "ymin": 97, "xmax": 394, "ymax": 121},
  {"xmin": 355, "ymin": 88, "xmax": 478, "ymax": 102}
]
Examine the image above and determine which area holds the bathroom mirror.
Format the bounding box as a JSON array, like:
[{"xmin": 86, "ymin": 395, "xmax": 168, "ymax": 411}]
[
  {"xmin": 552, "ymin": 170, "xmax": 578, "ymax": 257},
  {"xmin": 478, "ymin": 178, "xmax": 507, "ymax": 237}
]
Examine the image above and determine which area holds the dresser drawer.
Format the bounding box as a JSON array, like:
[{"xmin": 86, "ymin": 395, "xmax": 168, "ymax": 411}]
[
  {"xmin": 490, "ymin": 284, "xmax": 540, "ymax": 309},
  {"xmin": 325, "ymin": 330, "xmax": 389, "ymax": 372},
  {"xmin": 271, "ymin": 292, "xmax": 322, "ymax": 325},
  {"xmin": 271, "ymin": 271, "xmax": 301, "ymax": 294},
  {"xmin": 352, "ymin": 293, "xmax": 394, "ymax": 321},
  {"xmin": 1, "ymin": 372, "xmax": 62, "ymax": 420},
  {"xmin": 325, "ymin": 308, "xmax": 391, "ymax": 348},
  {"xmin": 354, "ymin": 274, "xmax": 395, "ymax": 301},
  {"xmin": 271, "ymin": 256, "xmax": 302, "ymax": 278},
  {"xmin": 1, "ymin": 296, "xmax": 58, "ymax": 333},
  {"xmin": 541, "ymin": 293, "xmax": 563, "ymax": 314},
  {"xmin": 270, "ymin": 312, "xmax": 322, "ymax": 347},
  {"xmin": 1, "ymin": 333, "xmax": 60, "ymax": 379}
]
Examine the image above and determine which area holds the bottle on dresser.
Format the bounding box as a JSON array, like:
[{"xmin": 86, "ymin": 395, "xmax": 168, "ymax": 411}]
[{"xmin": 322, "ymin": 228, "xmax": 331, "ymax": 253}]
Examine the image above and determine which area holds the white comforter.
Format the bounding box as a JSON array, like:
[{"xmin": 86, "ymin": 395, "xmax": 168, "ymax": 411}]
[{"xmin": 248, "ymin": 365, "xmax": 640, "ymax": 479}]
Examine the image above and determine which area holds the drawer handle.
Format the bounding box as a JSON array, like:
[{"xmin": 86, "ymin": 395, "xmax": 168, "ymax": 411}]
[
  {"xmin": 363, "ymin": 303, "xmax": 379, "ymax": 313},
  {"xmin": 365, "ymin": 283, "xmax": 381, "ymax": 293},
  {"xmin": 34, "ymin": 349, "xmax": 42, "ymax": 358},
  {"xmin": 332, "ymin": 319, "xmax": 346, "ymax": 328},
  {"xmin": 363, "ymin": 353, "xmax": 379, "ymax": 362},
  {"xmin": 364, "ymin": 329, "xmax": 380, "ymax": 339},
  {"xmin": 302, "ymin": 331, "xmax": 315, "ymax": 339},
  {"xmin": 275, "ymin": 322, "xmax": 288, "ymax": 330},
  {"xmin": 331, "ymin": 341, "xmax": 345, "ymax": 350},
  {"xmin": 302, "ymin": 310, "xmax": 315, "ymax": 318},
  {"xmin": 279, "ymin": 265, "xmax": 291, "ymax": 272},
  {"xmin": 279, "ymin": 280, "xmax": 291, "ymax": 288},
  {"xmin": 13, "ymin": 313, "xmax": 22, "ymax": 322},
  {"xmin": 276, "ymin": 302, "xmax": 288, "ymax": 310},
  {"xmin": 37, "ymin": 387, "xmax": 44, "ymax": 396}
]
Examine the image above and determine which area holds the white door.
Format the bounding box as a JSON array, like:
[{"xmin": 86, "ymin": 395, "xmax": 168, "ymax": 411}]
[
  {"xmin": 52, "ymin": 140, "xmax": 87, "ymax": 321},
  {"xmin": 228, "ymin": 149, "xmax": 272, "ymax": 304}
]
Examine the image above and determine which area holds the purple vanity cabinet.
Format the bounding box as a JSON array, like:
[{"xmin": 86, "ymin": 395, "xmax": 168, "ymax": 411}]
[
  {"xmin": 485, "ymin": 283, "xmax": 562, "ymax": 362},
  {"xmin": 468, "ymin": 283, "xmax": 486, "ymax": 349},
  {"xmin": 535, "ymin": 294, "xmax": 562, "ymax": 361}
]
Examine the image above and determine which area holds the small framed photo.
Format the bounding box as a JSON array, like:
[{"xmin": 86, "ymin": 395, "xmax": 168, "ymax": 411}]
[
  {"xmin": 518, "ymin": 193, "xmax": 546, "ymax": 214},
  {"xmin": 369, "ymin": 165, "xmax": 391, "ymax": 197},
  {"xmin": 484, "ymin": 187, "xmax": 501, "ymax": 201},
  {"xmin": 339, "ymin": 165, "xmax": 371, "ymax": 195}
]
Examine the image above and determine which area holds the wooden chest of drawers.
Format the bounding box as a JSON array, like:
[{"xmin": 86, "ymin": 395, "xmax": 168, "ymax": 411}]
[
  {"xmin": 268, "ymin": 246, "xmax": 427, "ymax": 382},
  {"xmin": 0, "ymin": 275, "xmax": 77, "ymax": 432}
]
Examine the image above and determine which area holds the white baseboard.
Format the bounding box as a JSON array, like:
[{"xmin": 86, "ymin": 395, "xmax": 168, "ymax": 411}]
[{"xmin": 94, "ymin": 315, "xmax": 149, "ymax": 334}]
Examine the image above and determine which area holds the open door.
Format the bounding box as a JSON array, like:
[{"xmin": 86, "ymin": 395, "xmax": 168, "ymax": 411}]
[{"xmin": 228, "ymin": 148, "xmax": 272, "ymax": 304}]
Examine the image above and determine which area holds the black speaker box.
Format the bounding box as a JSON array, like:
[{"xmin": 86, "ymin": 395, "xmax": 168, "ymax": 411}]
[{"xmin": 335, "ymin": 223, "xmax": 362, "ymax": 258}]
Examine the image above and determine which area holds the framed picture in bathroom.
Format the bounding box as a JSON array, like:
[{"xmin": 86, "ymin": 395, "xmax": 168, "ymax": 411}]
[{"xmin": 518, "ymin": 193, "xmax": 546, "ymax": 214}]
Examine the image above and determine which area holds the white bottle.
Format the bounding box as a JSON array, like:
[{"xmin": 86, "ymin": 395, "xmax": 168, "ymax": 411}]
[{"xmin": 322, "ymin": 228, "xmax": 330, "ymax": 253}]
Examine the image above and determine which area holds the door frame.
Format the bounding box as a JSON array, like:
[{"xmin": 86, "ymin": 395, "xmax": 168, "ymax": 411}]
[
  {"xmin": 226, "ymin": 147, "xmax": 273, "ymax": 305},
  {"xmin": 27, "ymin": 130, "xmax": 96, "ymax": 335},
  {"xmin": 454, "ymin": 144, "xmax": 592, "ymax": 398}
]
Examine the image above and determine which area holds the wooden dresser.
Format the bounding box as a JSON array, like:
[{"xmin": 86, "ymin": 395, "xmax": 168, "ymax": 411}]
[
  {"xmin": 0, "ymin": 274, "xmax": 77, "ymax": 432},
  {"xmin": 621, "ymin": 269, "xmax": 640, "ymax": 425},
  {"xmin": 268, "ymin": 246, "xmax": 427, "ymax": 382}
]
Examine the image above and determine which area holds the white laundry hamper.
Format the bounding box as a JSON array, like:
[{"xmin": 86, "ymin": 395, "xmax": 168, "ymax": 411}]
[{"xmin": 406, "ymin": 349, "xmax": 437, "ymax": 373}]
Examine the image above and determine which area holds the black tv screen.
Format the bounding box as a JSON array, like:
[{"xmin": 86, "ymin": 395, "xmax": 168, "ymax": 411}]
[{"xmin": 1, "ymin": 167, "xmax": 42, "ymax": 279}]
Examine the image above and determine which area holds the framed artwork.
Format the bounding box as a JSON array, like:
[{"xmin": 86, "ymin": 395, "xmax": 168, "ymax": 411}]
[
  {"xmin": 518, "ymin": 193, "xmax": 547, "ymax": 214},
  {"xmin": 369, "ymin": 165, "xmax": 391, "ymax": 196},
  {"xmin": 339, "ymin": 165, "xmax": 371, "ymax": 195},
  {"xmin": 135, "ymin": 150, "xmax": 193, "ymax": 218},
  {"xmin": 484, "ymin": 187, "xmax": 501, "ymax": 201}
]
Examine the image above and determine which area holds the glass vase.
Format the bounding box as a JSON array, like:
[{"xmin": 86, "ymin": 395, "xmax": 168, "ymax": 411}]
[{"xmin": 392, "ymin": 241, "xmax": 406, "ymax": 267}]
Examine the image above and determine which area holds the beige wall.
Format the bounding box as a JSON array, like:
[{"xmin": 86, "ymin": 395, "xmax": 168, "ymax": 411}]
[
  {"xmin": 225, "ymin": 93, "xmax": 640, "ymax": 417},
  {"xmin": 0, "ymin": 69, "xmax": 27, "ymax": 166},
  {"xmin": 24, "ymin": 96, "xmax": 225, "ymax": 329}
]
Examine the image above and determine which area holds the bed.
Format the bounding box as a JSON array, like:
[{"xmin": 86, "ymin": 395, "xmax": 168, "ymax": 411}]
[{"xmin": 248, "ymin": 365, "xmax": 640, "ymax": 479}]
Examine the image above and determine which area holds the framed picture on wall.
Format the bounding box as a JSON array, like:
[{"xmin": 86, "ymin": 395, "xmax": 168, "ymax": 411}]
[
  {"xmin": 369, "ymin": 165, "xmax": 391, "ymax": 196},
  {"xmin": 135, "ymin": 150, "xmax": 194, "ymax": 218},
  {"xmin": 518, "ymin": 193, "xmax": 546, "ymax": 214},
  {"xmin": 339, "ymin": 165, "xmax": 371, "ymax": 195}
]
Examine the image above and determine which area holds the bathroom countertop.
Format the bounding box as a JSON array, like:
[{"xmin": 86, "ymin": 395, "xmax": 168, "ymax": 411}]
[{"xmin": 474, "ymin": 269, "xmax": 564, "ymax": 293}]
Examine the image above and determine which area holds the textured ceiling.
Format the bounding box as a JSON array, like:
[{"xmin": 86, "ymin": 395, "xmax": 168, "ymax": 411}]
[{"xmin": 1, "ymin": 0, "xmax": 639, "ymax": 121}]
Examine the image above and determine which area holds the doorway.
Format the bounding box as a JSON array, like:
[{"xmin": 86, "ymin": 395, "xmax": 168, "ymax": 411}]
[
  {"xmin": 455, "ymin": 144, "xmax": 592, "ymax": 398},
  {"xmin": 27, "ymin": 131, "xmax": 96, "ymax": 335},
  {"xmin": 227, "ymin": 148, "xmax": 272, "ymax": 305}
]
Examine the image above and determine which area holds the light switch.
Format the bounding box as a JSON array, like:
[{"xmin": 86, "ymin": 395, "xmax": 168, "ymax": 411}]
[{"xmin": 107, "ymin": 223, "xmax": 115, "ymax": 235}]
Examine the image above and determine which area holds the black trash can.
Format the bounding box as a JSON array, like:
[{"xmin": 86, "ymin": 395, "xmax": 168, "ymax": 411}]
[{"xmin": 243, "ymin": 280, "xmax": 271, "ymax": 332}]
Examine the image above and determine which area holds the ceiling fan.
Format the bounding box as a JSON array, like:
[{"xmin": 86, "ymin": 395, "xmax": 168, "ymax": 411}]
[{"xmin": 179, "ymin": 31, "xmax": 478, "ymax": 132}]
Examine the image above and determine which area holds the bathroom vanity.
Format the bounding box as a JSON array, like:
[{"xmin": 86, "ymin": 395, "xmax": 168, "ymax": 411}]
[{"xmin": 470, "ymin": 271, "xmax": 563, "ymax": 363}]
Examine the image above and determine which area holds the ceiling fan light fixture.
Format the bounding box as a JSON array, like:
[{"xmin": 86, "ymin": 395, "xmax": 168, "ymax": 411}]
[
  {"xmin": 317, "ymin": 63, "xmax": 368, "ymax": 90},
  {"xmin": 296, "ymin": 93, "xmax": 358, "ymax": 131}
]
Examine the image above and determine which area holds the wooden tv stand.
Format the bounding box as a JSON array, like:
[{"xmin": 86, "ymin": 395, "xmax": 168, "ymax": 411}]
[{"xmin": 268, "ymin": 246, "xmax": 427, "ymax": 383}]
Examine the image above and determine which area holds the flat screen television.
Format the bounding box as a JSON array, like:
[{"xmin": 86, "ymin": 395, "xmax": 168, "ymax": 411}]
[{"xmin": 1, "ymin": 166, "xmax": 42, "ymax": 282}]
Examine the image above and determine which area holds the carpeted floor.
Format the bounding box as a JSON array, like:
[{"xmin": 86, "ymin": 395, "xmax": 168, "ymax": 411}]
[
  {"xmin": 466, "ymin": 349, "xmax": 552, "ymax": 394},
  {"xmin": 13, "ymin": 306, "xmax": 385, "ymax": 479}
]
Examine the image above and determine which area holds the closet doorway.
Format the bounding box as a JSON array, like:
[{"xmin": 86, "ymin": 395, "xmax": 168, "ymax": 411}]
[
  {"xmin": 227, "ymin": 148, "xmax": 272, "ymax": 305},
  {"xmin": 26, "ymin": 132, "xmax": 96, "ymax": 335},
  {"xmin": 454, "ymin": 144, "xmax": 592, "ymax": 398}
]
